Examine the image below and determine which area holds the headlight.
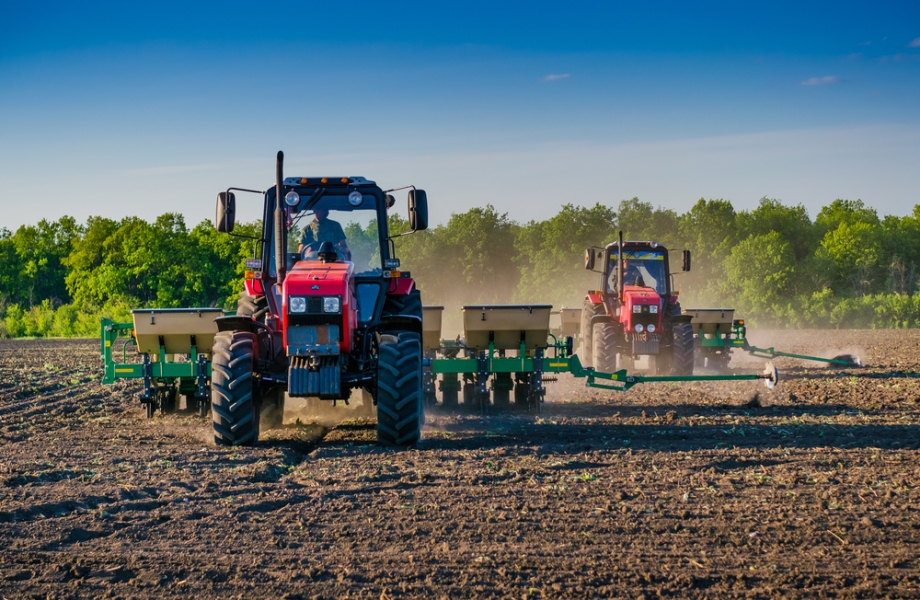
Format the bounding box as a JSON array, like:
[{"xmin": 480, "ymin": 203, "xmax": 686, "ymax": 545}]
[
  {"xmin": 289, "ymin": 297, "xmax": 306, "ymax": 313},
  {"xmin": 348, "ymin": 191, "xmax": 363, "ymax": 206},
  {"xmin": 634, "ymin": 323, "xmax": 645, "ymax": 333},
  {"xmin": 284, "ymin": 191, "xmax": 300, "ymax": 207},
  {"xmin": 650, "ymin": 304, "xmax": 659, "ymax": 314},
  {"xmin": 647, "ymin": 324, "xmax": 656, "ymax": 333},
  {"xmin": 323, "ymin": 296, "xmax": 341, "ymax": 313},
  {"xmin": 632, "ymin": 304, "xmax": 642, "ymax": 313}
]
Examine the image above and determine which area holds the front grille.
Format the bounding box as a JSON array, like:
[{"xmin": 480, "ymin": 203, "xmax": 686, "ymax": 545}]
[
  {"xmin": 289, "ymin": 314, "xmax": 343, "ymax": 340},
  {"xmin": 307, "ymin": 296, "xmax": 323, "ymax": 314},
  {"xmin": 630, "ymin": 333, "xmax": 660, "ymax": 355}
]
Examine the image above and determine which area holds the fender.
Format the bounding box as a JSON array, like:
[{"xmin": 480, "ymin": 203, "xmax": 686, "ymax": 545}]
[
  {"xmin": 245, "ymin": 279, "xmax": 265, "ymax": 296},
  {"xmin": 388, "ymin": 277, "xmax": 416, "ymax": 296},
  {"xmin": 586, "ymin": 292, "xmax": 604, "ymax": 305}
]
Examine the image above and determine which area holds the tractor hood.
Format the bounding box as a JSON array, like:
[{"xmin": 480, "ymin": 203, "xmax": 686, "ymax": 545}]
[{"xmin": 283, "ymin": 261, "xmax": 353, "ymax": 301}]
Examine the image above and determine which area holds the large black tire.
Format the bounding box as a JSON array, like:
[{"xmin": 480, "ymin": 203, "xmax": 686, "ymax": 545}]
[
  {"xmin": 671, "ymin": 322, "xmax": 695, "ymax": 376},
  {"xmin": 236, "ymin": 291, "xmax": 269, "ymax": 322},
  {"xmin": 211, "ymin": 331, "xmax": 259, "ymax": 446},
  {"xmin": 376, "ymin": 333, "xmax": 422, "ymax": 446},
  {"xmin": 580, "ymin": 299, "xmax": 606, "ymax": 367},
  {"xmin": 592, "ymin": 322, "xmax": 618, "ymax": 373},
  {"xmin": 382, "ymin": 289, "xmax": 422, "ymax": 321}
]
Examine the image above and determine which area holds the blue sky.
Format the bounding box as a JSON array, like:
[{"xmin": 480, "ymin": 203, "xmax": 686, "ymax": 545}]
[{"xmin": 2, "ymin": 1, "xmax": 919, "ymax": 229}]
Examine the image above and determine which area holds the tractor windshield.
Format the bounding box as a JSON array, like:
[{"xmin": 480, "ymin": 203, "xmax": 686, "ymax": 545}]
[
  {"xmin": 290, "ymin": 195, "xmax": 382, "ymax": 275},
  {"xmin": 607, "ymin": 249, "xmax": 667, "ymax": 295}
]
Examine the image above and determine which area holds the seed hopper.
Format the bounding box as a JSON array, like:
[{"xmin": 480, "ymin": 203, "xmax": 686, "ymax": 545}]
[{"xmin": 101, "ymin": 308, "xmax": 224, "ymax": 417}]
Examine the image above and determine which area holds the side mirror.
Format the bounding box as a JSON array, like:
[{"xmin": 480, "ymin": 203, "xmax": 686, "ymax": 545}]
[
  {"xmin": 682, "ymin": 249, "xmax": 691, "ymax": 272},
  {"xmin": 584, "ymin": 246, "xmax": 604, "ymax": 273},
  {"xmin": 408, "ymin": 189, "xmax": 428, "ymax": 231},
  {"xmin": 216, "ymin": 192, "xmax": 236, "ymax": 233}
]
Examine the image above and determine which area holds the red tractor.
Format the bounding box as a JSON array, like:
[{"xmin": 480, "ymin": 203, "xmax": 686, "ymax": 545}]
[
  {"xmin": 581, "ymin": 232, "xmax": 694, "ymax": 375},
  {"xmin": 212, "ymin": 152, "xmax": 428, "ymax": 446}
]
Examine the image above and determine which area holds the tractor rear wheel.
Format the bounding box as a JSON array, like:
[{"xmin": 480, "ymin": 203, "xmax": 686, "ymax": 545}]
[
  {"xmin": 671, "ymin": 322, "xmax": 694, "ymax": 376},
  {"xmin": 592, "ymin": 322, "xmax": 618, "ymax": 373},
  {"xmin": 580, "ymin": 299, "xmax": 605, "ymax": 367},
  {"xmin": 211, "ymin": 331, "xmax": 259, "ymax": 446},
  {"xmin": 236, "ymin": 291, "xmax": 268, "ymax": 322},
  {"xmin": 376, "ymin": 332, "xmax": 422, "ymax": 446},
  {"xmin": 382, "ymin": 290, "xmax": 422, "ymax": 321}
]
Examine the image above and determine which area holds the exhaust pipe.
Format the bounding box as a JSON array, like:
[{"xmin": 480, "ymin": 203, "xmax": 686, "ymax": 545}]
[
  {"xmin": 618, "ymin": 230, "xmax": 624, "ymax": 302},
  {"xmin": 275, "ymin": 151, "xmax": 286, "ymax": 285}
]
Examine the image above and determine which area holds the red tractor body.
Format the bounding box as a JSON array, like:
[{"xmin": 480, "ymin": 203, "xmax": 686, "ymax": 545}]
[
  {"xmin": 211, "ymin": 152, "xmax": 429, "ymax": 446},
  {"xmin": 581, "ymin": 233, "xmax": 694, "ymax": 375}
]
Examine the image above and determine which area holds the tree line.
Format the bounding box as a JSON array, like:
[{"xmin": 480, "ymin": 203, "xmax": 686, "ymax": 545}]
[{"xmin": 2, "ymin": 196, "xmax": 919, "ymax": 337}]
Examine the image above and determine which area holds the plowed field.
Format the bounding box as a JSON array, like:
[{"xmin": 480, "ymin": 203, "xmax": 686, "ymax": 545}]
[{"xmin": 2, "ymin": 331, "xmax": 919, "ymax": 599}]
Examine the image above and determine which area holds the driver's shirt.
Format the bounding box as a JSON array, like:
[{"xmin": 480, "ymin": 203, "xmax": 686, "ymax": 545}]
[{"xmin": 300, "ymin": 218, "xmax": 346, "ymax": 247}]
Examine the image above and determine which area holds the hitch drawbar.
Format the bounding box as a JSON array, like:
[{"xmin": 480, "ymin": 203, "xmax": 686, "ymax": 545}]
[
  {"xmin": 573, "ymin": 356, "xmax": 780, "ymax": 392},
  {"xmin": 745, "ymin": 345, "xmax": 862, "ymax": 368}
]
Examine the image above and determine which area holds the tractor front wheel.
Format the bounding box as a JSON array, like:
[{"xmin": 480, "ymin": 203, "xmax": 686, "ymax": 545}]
[
  {"xmin": 376, "ymin": 333, "xmax": 422, "ymax": 446},
  {"xmin": 211, "ymin": 331, "xmax": 259, "ymax": 446},
  {"xmin": 671, "ymin": 323, "xmax": 694, "ymax": 376},
  {"xmin": 592, "ymin": 322, "xmax": 618, "ymax": 373}
]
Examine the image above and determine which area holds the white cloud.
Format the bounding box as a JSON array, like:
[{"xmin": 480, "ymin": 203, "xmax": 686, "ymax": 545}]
[
  {"xmin": 908, "ymin": 37, "xmax": 920, "ymax": 48},
  {"xmin": 800, "ymin": 75, "xmax": 840, "ymax": 86},
  {"xmin": 542, "ymin": 73, "xmax": 570, "ymax": 82}
]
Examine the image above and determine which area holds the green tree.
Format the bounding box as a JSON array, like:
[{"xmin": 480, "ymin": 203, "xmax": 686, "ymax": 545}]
[
  {"xmin": 514, "ymin": 203, "xmax": 617, "ymax": 307},
  {"xmin": 722, "ymin": 231, "xmax": 796, "ymax": 322},
  {"xmin": 9, "ymin": 217, "xmax": 81, "ymax": 307},
  {"xmin": 677, "ymin": 198, "xmax": 737, "ymax": 303},
  {"xmin": 817, "ymin": 221, "xmax": 884, "ymax": 296},
  {"xmin": 815, "ymin": 199, "xmax": 879, "ymax": 237},
  {"xmin": 736, "ymin": 198, "xmax": 816, "ymax": 261}
]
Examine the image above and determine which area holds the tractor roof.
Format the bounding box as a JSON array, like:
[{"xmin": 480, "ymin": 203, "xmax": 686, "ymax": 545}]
[{"xmin": 283, "ymin": 176, "xmax": 376, "ymax": 186}]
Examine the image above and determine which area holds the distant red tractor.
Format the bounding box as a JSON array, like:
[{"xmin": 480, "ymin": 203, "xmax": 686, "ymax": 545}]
[
  {"xmin": 581, "ymin": 232, "xmax": 694, "ymax": 375},
  {"xmin": 212, "ymin": 151, "xmax": 429, "ymax": 446}
]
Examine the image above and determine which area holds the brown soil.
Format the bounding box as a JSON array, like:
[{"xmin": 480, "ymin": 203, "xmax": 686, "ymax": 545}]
[{"xmin": 1, "ymin": 330, "xmax": 919, "ymax": 599}]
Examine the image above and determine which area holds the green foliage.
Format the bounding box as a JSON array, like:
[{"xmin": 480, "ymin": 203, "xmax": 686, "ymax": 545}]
[
  {"xmin": 722, "ymin": 232, "xmax": 796, "ymax": 321},
  {"xmin": 1, "ymin": 198, "xmax": 919, "ymax": 338},
  {"xmin": 514, "ymin": 203, "xmax": 617, "ymax": 307}
]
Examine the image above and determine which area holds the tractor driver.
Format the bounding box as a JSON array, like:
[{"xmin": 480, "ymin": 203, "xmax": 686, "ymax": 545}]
[
  {"xmin": 298, "ymin": 208, "xmax": 351, "ymax": 261},
  {"xmin": 609, "ymin": 259, "xmax": 645, "ymax": 291}
]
